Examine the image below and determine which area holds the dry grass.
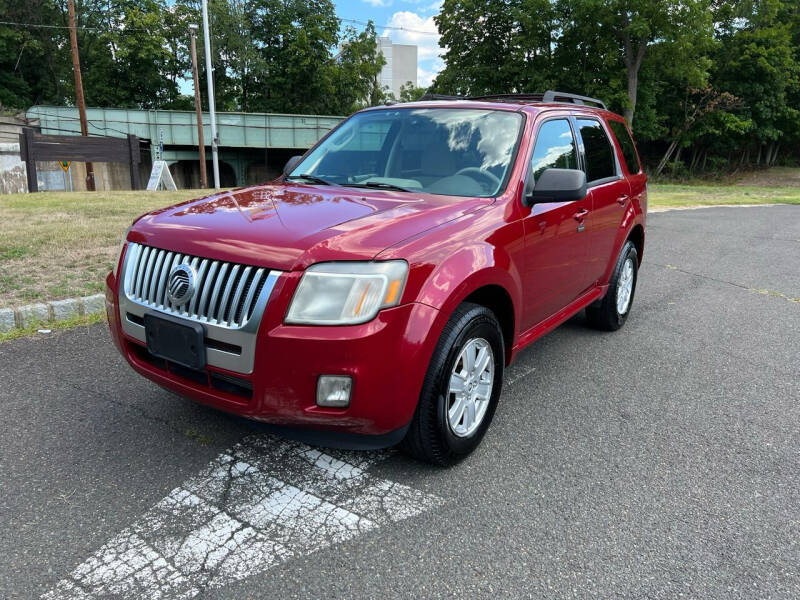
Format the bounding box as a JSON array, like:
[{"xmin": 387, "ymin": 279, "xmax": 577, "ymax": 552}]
[
  {"xmin": 0, "ymin": 311, "xmax": 106, "ymax": 343},
  {"xmin": 0, "ymin": 190, "xmax": 205, "ymax": 307}
]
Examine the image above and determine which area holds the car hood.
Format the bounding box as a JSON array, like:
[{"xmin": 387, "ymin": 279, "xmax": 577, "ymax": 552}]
[{"xmin": 128, "ymin": 182, "xmax": 489, "ymax": 271}]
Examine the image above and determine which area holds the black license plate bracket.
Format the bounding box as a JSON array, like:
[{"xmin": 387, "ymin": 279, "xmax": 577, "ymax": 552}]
[{"xmin": 144, "ymin": 312, "xmax": 206, "ymax": 371}]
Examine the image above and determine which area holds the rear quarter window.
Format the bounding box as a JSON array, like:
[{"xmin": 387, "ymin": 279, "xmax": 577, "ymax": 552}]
[{"xmin": 608, "ymin": 120, "xmax": 641, "ymax": 174}]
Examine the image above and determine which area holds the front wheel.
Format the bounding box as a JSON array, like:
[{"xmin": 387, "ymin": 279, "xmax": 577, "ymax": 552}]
[
  {"xmin": 586, "ymin": 240, "xmax": 639, "ymax": 331},
  {"xmin": 402, "ymin": 303, "xmax": 504, "ymax": 466}
]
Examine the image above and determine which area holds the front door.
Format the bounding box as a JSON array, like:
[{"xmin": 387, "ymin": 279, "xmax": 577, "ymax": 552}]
[{"xmin": 521, "ymin": 117, "xmax": 594, "ymax": 330}]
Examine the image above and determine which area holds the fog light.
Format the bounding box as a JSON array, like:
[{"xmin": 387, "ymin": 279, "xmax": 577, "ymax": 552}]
[{"xmin": 316, "ymin": 375, "xmax": 352, "ymax": 407}]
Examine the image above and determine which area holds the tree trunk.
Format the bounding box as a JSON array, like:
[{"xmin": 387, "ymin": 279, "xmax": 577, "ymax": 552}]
[
  {"xmin": 702, "ymin": 150, "xmax": 708, "ymax": 172},
  {"xmin": 624, "ymin": 66, "xmax": 638, "ymax": 124},
  {"xmin": 756, "ymin": 145, "xmax": 762, "ymax": 166},
  {"xmin": 771, "ymin": 144, "xmax": 780, "ymax": 166},
  {"xmin": 655, "ymin": 139, "xmax": 679, "ymax": 176},
  {"xmin": 690, "ymin": 146, "xmax": 700, "ymax": 172},
  {"xmin": 622, "ymin": 33, "xmax": 647, "ymax": 126}
]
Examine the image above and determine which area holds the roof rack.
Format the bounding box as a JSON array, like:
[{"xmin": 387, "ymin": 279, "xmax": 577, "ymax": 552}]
[
  {"xmin": 540, "ymin": 91, "xmax": 607, "ymax": 110},
  {"xmin": 418, "ymin": 93, "xmax": 465, "ymax": 101},
  {"xmin": 418, "ymin": 90, "xmax": 607, "ymax": 110}
]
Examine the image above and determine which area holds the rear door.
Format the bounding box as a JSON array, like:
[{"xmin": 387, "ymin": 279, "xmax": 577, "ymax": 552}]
[
  {"xmin": 521, "ymin": 116, "xmax": 594, "ymax": 330},
  {"xmin": 608, "ymin": 117, "xmax": 647, "ymax": 216},
  {"xmin": 572, "ymin": 116, "xmax": 631, "ymax": 284}
]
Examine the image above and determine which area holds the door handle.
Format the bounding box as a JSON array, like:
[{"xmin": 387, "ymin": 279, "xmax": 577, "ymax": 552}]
[
  {"xmin": 617, "ymin": 195, "xmax": 629, "ymax": 206},
  {"xmin": 573, "ymin": 208, "xmax": 589, "ymax": 221}
]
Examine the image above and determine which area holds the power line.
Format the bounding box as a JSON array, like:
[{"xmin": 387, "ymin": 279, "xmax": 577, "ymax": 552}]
[
  {"xmin": 340, "ymin": 17, "xmax": 439, "ymax": 37},
  {"xmin": 0, "ymin": 17, "xmax": 439, "ymax": 37},
  {"xmin": 0, "ymin": 20, "xmax": 152, "ymax": 33}
]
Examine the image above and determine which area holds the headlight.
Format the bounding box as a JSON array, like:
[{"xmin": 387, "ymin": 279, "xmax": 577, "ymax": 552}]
[
  {"xmin": 285, "ymin": 261, "xmax": 408, "ymax": 325},
  {"xmin": 112, "ymin": 226, "xmax": 132, "ymax": 278}
]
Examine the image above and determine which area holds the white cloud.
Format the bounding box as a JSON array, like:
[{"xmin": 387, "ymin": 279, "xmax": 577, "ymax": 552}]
[
  {"xmin": 417, "ymin": 57, "xmax": 444, "ymax": 87},
  {"xmin": 362, "ymin": 0, "xmax": 392, "ymax": 6},
  {"xmin": 382, "ymin": 10, "xmax": 444, "ymax": 87},
  {"xmin": 383, "ymin": 11, "xmax": 441, "ymax": 61},
  {"xmin": 417, "ymin": 64, "xmax": 437, "ymax": 88}
]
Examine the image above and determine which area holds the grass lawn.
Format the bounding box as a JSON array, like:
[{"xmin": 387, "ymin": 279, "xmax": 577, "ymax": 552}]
[
  {"xmin": 649, "ymin": 183, "xmax": 800, "ymax": 208},
  {"xmin": 0, "ymin": 190, "xmax": 205, "ymax": 307},
  {"xmin": 1, "ymin": 181, "xmax": 798, "ymax": 307}
]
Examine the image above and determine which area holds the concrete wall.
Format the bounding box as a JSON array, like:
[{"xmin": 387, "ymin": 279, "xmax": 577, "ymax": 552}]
[
  {"xmin": 0, "ymin": 143, "xmax": 28, "ymax": 194},
  {"xmin": 0, "ymin": 115, "xmax": 31, "ymax": 194},
  {"xmin": 0, "ymin": 142, "xmax": 151, "ymax": 194},
  {"xmin": 392, "ymin": 44, "xmax": 418, "ymax": 95},
  {"xmin": 378, "ymin": 37, "xmax": 418, "ymax": 99},
  {"xmin": 61, "ymin": 161, "xmax": 150, "ymax": 192}
]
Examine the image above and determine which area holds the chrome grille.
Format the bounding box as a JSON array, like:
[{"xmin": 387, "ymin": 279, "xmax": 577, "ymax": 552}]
[{"xmin": 123, "ymin": 243, "xmax": 270, "ymax": 328}]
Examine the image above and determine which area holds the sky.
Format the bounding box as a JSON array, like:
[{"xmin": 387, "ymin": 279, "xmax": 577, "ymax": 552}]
[{"xmin": 334, "ymin": 0, "xmax": 443, "ymax": 87}]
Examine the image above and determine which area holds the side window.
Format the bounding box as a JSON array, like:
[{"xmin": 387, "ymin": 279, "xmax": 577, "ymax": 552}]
[
  {"xmin": 530, "ymin": 119, "xmax": 578, "ymax": 180},
  {"xmin": 575, "ymin": 119, "xmax": 617, "ymax": 183},
  {"xmin": 608, "ymin": 119, "xmax": 641, "ymax": 174}
]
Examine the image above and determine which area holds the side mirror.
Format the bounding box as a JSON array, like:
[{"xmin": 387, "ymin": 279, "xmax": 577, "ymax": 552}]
[
  {"xmin": 283, "ymin": 155, "xmax": 303, "ymax": 176},
  {"xmin": 525, "ymin": 168, "xmax": 587, "ymax": 205}
]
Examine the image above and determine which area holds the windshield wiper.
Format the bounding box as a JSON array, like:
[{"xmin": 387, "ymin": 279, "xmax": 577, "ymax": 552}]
[
  {"xmin": 285, "ymin": 174, "xmax": 331, "ymax": 185},
  {"xmin": 344, "ymin": 181, "xmax": 412, "ymax": 193}
]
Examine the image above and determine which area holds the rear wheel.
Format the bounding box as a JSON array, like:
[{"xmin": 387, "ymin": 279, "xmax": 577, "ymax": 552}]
[
  {"xmin": 586, "ymin": 240, "xmax": 639, "ymax": 331},
  {"xmin": 402, "ymin": 303, "xmax": 504, "ymax": 466}
]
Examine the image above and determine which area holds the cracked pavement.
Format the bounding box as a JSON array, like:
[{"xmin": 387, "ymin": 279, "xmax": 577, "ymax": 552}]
[{"xmin": 1, "ymin": 205, "xmax": 798, "ymax": 599}]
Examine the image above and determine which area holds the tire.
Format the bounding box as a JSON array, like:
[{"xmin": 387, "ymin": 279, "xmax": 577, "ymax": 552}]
[
  {"xmin": 586, "ymin": 240, "xmax": 639, "ymax": 331},
  {"xmin": 402, "ymin": 302, "xmax": 504, "ymax": 466}
]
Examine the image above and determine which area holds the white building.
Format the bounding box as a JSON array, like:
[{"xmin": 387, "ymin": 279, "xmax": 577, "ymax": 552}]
[{"xmin": 378, "ymin": 37, "xmax": 418, "ymax": 100}]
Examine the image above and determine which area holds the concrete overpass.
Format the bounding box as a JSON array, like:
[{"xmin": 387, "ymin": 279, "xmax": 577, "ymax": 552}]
[{"xmin": 26, "ymin": 106, "xmax": 344, "ymax": 188}]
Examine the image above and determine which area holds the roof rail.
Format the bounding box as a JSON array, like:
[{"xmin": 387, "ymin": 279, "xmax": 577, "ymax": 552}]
[
  {"xmin": 419, "ymin": 93, "xmax": 465, "ymax": 101},
  {"xmin": 541, "ymin": 91, "xmax": 607, "ymax": 110},
  {"xmin": 468, "ymin": 93, "xmax": 546, "ymax": 103},
  {"xmin": 417, "ymin": 90, "xmax": 608, "ymax": 110}
]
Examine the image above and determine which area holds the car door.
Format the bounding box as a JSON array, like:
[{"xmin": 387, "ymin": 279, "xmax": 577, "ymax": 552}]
[
  {"xmin": 521, "ymin": 116, "xmax": 595, "ymax": 330},
  {"xmin": 572, "ymin": 116, "xmax": 631, "ymax": 284}
]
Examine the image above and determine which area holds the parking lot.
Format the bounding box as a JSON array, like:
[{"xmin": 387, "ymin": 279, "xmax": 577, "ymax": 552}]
[{"xmin": 1, "ymin": 205, "xmax": 798, "ymax": 599}]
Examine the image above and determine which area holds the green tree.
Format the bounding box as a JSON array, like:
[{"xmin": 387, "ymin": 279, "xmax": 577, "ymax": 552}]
[
  {"xmin": 77, "ymin": 0, "xmax": 189, "ymax": 109},
  {"xmin": 711, "ymin": 0, "xmax": 800, "ymax": 166},
  {"xmin": 334, "ymin": 23, "xmax": 386, "ymax": 113},
  {"xmin": 433, "ymin": 0, "xmax": 556, "ymax": 95},
  {"xmin": 555, "ymin": 0, "xmax": 713, "ymax": 125},
  {"xmin": 397, "ymin": 82, "xmax": 428, "ymax": 103},
  {"xmin": 0, "ymin": 0, "xmax": 68, "ymax": 109}
]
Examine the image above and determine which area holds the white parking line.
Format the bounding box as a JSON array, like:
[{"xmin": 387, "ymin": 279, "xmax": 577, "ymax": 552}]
[{"xmin": 42, "ymin": 436, "xmax": 442, "ymax": 599}]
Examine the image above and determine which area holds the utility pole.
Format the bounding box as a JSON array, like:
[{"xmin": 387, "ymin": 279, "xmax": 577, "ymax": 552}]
[
  {"xmin": 201, "ymin": 0, "xmax": 220, "ymax": 189},
  {"xmin": 67, "ymin": 0, "xmax": 95, "ymax": 191},
  {"xmin": 188, "ymin": 24, "xmax": 207, "ymax": 189}
]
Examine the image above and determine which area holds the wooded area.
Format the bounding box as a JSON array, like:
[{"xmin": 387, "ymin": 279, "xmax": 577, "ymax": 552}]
[
  {"xmin": 433, "ymin": 0, "xmax": 800, "ymax": 176},
  {"xmin": 1, "ymin": 0, "xmax": 798, "ymax": 177},
  {"xmin": 0, "ymin": 0, "xmax": 395, "ymax": 116}
]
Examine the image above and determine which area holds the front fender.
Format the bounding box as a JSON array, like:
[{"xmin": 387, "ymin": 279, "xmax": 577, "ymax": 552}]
[{"xmin": 413, "ymin": 242, "xmax": 523, "ymax": 343}]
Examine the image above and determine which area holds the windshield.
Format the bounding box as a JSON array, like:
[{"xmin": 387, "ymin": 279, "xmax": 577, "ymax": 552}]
[{"xmin": 289, "ymin": 108, "xmax": 524, "ymax": 198}]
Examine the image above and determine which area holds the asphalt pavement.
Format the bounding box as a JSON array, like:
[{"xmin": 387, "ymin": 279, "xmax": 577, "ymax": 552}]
[{"xmin": 1, "ymin": 205, "xmax": 798, "ymax": 599}]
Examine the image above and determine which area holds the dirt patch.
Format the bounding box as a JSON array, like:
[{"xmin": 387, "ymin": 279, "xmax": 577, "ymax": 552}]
[{"xmin": 733, "ymin": 167, "xmax": 800, "ymax": 187}]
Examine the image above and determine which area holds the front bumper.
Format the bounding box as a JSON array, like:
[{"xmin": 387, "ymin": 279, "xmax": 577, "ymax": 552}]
[{"xmin": 106, "ymin": 270, "xmax": 442, "ymax": 442}]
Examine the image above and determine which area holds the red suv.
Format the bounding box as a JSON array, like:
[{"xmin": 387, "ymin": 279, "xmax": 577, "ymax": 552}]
[{"xmin": 105, "ymin": 91, "xmax": 646, "ymax": 465}]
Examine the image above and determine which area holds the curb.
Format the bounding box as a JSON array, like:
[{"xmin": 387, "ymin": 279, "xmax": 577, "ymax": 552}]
[{"xmin": 0, "ymin": 294, "xmax": 105, "ymax": 333}]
